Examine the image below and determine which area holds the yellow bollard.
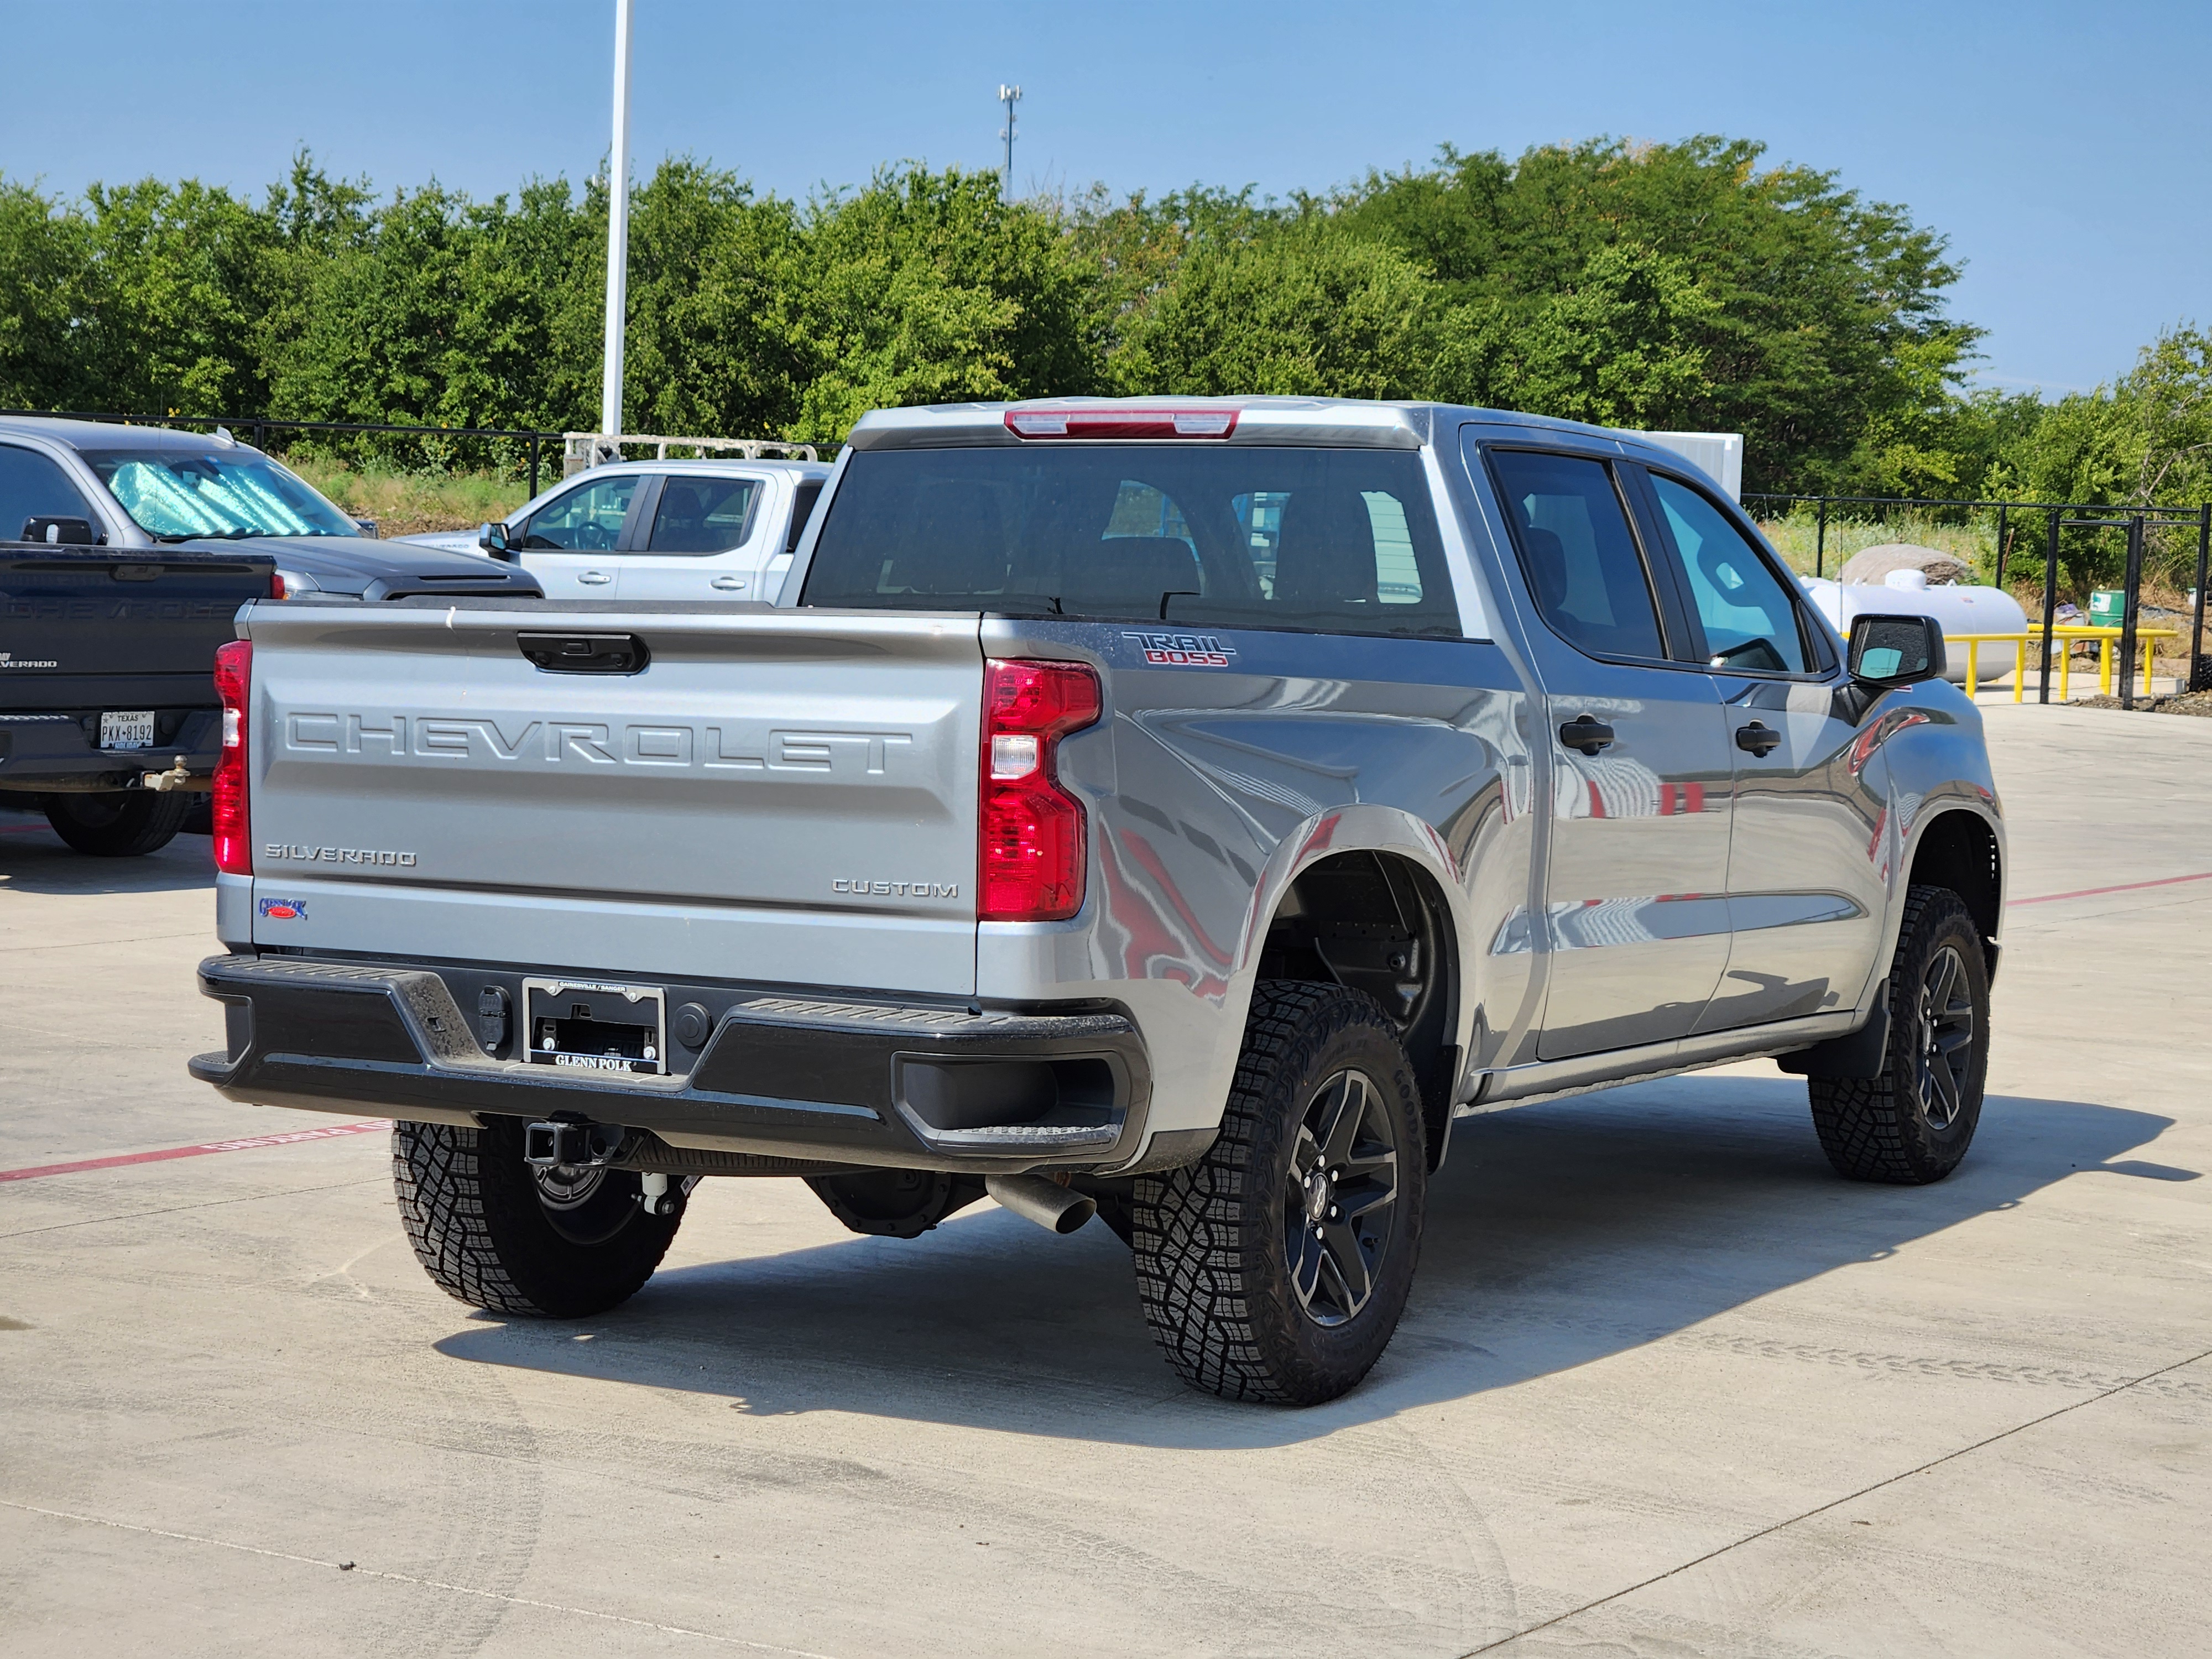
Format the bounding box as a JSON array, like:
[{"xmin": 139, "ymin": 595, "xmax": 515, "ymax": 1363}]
[
  {"xmin": 1964, "ymin": 639, "xmax": 1979, "ymax": 699},
  {"xmin": 2013, "ymin": 637, "xmax": 2026, "ymax": 703},
  {"xmin": 2099, "ymin": 634, "xmax": 2112, "ymax": 696}
]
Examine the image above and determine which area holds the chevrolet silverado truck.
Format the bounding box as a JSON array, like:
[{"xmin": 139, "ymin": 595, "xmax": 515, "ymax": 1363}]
[
  {"xmin": 1, "ymin": 539, "xmax": 274, "ymax": 854},
  {"xmin": 189, "ymin": 398, "xmax": 2004, "ymax": 1406}
]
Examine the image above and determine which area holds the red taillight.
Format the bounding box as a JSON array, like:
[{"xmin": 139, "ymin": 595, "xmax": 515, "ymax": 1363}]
[
  {"xmin": 1003, "ymin": 408, "xmax": 1238, "ymax": 440},
  {"xmin": 212, "ymin": 639, "xmax": 252, "ymax": 875},
  {"xmin": 978, "ymin": 659, "xmax": 1101, "ymax": 922}
]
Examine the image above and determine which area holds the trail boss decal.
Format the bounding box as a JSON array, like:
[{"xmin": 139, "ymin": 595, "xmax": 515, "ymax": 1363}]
[{"xmin": 1122, "ymin": 631, "xmax": 1236, "ymax": 667}]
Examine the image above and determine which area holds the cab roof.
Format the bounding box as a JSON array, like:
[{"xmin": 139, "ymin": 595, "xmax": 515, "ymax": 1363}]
[{"xmin": 842, "ymin": 395, "xmax": 1693, "ymax": 473}]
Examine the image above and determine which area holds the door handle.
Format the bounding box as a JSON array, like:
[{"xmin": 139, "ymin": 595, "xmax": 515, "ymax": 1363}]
[
  {"xmin": 1558, "ymin": 715, "xmax": 1615, "ymax": 756},
  {"xmin": 578, "ymin": 570, "xmax": 613, "ymax": 586},
  {"xmin": 710, "ymin": 575, "xmax": 747, "ymax": 591},
  {"xmin": 1735, "ymin": 721, "xmax": 1782, "ymax": 757}
]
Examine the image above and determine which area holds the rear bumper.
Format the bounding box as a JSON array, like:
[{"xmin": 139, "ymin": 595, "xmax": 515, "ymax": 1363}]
[
  {"xmin": 0, "ymin": 708, "xmax": 220, "ymax": 792},
  {"xmin": 189, "ymin": 953, "xmax": 1155, "ymax": 1175}
]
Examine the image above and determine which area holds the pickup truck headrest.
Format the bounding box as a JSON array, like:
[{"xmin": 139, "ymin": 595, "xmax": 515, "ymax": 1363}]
[
  {"xmin": 1273, "ymin": 488, "xmax": 1379, "ymax": 606},
  {"xmin": 1062, "ymin": 536, "xmax": 1199, "ymax": 608}
]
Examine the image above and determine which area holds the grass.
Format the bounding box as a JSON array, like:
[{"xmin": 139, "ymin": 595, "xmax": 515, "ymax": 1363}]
[
  {"xmin": 1753, "ymin": 512, "xmax": 1998, "ymax": 580},
  {"xmin": 283, "ymin": 457, "xmax": 532, "ymax": 539}
]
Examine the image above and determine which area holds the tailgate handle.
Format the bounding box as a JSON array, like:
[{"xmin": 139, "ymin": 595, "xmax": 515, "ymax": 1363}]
[{"xmin": 516, "ymin": 632, "xmax": 650, "ymax": 675}]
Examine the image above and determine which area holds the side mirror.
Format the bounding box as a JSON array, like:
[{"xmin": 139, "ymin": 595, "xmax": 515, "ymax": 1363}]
[
  {"xmin": 478, "ymin": 520, "xmax": 513, "ymax": 561},
  {"xmin": 1848, "ymin": 613, "xmax": 1946, "ymax": 687},
  {"xmin": 22, "ymin": 515, "xmax": 97, "ymax": 545},
  {"xmin": 353, "ymin": 517, "xmax": 379, "ymax": 539}
]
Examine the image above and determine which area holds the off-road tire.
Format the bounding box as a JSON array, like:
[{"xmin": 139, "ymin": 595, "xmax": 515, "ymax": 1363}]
[
  {"xmin": 1131, "ymin": 981, "xmax": 1426, "ymax": 1406},
  {"xmin": 1809, "ymin": 885, "xmax": 1990, "ymax": 1184},
  {"xmin": 43, "ymin": 789, "xmax": 191, "ymax": 857},
  {"xmin": 393, "ymin": 1118, "xmax": 684, "ymax": 1317}
]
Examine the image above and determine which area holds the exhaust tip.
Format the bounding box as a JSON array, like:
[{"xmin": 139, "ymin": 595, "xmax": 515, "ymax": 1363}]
[{"xmin": 985, "ymin": 1173, "xmax": 1095, "ymax": 1235}]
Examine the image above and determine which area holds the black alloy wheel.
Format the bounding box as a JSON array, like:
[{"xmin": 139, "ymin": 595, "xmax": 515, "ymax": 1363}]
[
  {"xmin": 1282, "ymin": 1068, "xmax": 1401, "ymax": 1327},
  {"xmin": 1132, "ymin": 980, "xmax": 1427, "ymax": 1405},
  {"xmin": 1913, "ymin": 943, "xmax": 1976, "ymax": 1131},
  {"xmin": 1808, "ymin": 885, "xmax": 1991, "ymax": 1185}
]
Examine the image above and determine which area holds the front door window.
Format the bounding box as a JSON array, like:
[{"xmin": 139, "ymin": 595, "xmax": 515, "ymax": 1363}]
[
  {"xmin": 521, "ymin": 476, "xmax": 638, "ymax": 551},
  {"xmin": 1646, "ymin": 473, "xmax": 1811, "ymax": 674}
]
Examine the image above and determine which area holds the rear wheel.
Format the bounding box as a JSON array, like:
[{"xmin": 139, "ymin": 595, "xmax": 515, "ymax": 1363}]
[
  {"xmin": 43, "ymin": 790, "xmax": 191, "ymax": 857},
  {"xmin": 393, "ymin": 1118, "xmax": 684, "ymax": 1317},
  {"xmin": 1809, "ymin": 886, "xmax": 1990, "ymax": 1184},
  {"xmin": 1131, "ymin": 981, "xmax": 1426, "ymax": 1405}
]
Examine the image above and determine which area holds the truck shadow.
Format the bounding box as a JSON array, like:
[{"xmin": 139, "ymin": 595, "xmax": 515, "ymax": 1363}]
[
  {"xmin": 0, "ymin": 810, "xmax": 214, "ymax": 895},
  {"xmin": 434, "ymin": 1073, "xmax": 2175, "ymax": 1449}
]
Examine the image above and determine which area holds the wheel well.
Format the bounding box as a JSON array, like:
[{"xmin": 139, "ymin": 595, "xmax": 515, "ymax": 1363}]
[
  {"xmin": 1256, "ymin": 851, "xmax": 1458, "ymax": 1166},
  {"xmin": 1910, "ymin": 811, "xmax": 2001, "ymax": 954}
]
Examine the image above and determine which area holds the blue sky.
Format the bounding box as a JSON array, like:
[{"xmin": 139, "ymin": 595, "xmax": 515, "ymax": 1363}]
[{"xmin": 5, "ymin": 0, "xmax": 2205, "ymax": 396}]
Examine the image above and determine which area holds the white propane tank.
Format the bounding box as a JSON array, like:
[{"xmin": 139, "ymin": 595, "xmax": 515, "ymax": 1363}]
[{"xmin": 1801, "ymin": 570, "xmax": 2030, "ymax": 684}]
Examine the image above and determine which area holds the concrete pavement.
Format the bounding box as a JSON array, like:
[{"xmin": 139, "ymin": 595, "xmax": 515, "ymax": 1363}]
[{"xmin": 1, "ymin": 702, "xmax": 2207, "ymax": 1657}]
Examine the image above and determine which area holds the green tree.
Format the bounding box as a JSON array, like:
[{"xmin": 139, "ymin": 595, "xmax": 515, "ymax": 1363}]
[
  {"xmin": 1114, "ymin": 217, "xmax": 1446, "ymax": 399},
  {"xmin": 0, "ymin": 180, "xmax": 90, "ymax": 409},
  {"xmin": 1342, "ymin": 137, "xmax": 1979, "ymax": 492},
  {"xmin": 776, "ymin": 166, "xmax": 1102, "ymax": 442},
  {"xmin": 617, "ymin": 161, "xmax": 804, "ymax": 438},
  {"xmin": 1476, "ymin": 242, "xmax": 1720, "ymax": 426}
]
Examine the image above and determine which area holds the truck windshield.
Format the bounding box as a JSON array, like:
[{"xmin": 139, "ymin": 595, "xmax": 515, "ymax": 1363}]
[
  {"xmin": 80, "ymin": 450, "xmax": 358, "ymax": 540},
  {"xmin": 802, "ymin": 445, "xmax": 1459, "ymax": 638}
]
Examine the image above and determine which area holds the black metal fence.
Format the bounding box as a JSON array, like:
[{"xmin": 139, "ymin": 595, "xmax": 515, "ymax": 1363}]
[
  {"xmin": 1747, "ymin": 492, "xmax": 2212, "ymax": 706},
  {"xmin": 0, "ymin": 409, "xmax": 562, "ymax": 499}
]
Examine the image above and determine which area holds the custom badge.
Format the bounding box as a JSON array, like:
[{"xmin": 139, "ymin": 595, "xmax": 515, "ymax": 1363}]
[
  {"xmin": 1121, "ymin": 630, "xmax": 1237, "ymax": 667},
  {"xmin": 257, "ymin": 897, "xmax": 309, "ymax": 921}
]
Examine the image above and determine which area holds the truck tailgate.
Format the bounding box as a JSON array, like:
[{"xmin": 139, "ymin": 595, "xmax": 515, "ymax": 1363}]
[
  {"xmin": 2, "ymin": 547, "xmax": 272, "ymax": 711},
  {"xmin": 242, "ymin": 603, "xmax": 984, "ymax": 995}
]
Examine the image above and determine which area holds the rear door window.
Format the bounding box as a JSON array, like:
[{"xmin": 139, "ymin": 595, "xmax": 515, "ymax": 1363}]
[
  {"xmin": 1487, "ymin": 450, "xmax": 1667, "ymax": 661},
  {"xmin": 801, "ymin": 445, "xmax": 1458, "ymax": 638},
  {"xmin": 646, "ymin": 476, "xmax": 759, "ymax": 553},
  {"xmin": 785, "ymin": 480, "xmax": 824, "ymax": 556}
]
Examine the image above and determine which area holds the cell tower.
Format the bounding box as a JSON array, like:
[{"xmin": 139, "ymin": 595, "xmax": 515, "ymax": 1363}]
[{"xmin": 999, "ymin": 84, "xmax": 1022, "ymax": 202}]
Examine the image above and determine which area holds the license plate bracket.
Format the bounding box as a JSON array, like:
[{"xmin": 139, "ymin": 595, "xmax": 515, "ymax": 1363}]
[
  {"xmin": 99, "ymin": 710, "xmax": 156, "ymax": 750},
  {"xmin": 521, "ymin": 979, "xmax": 667, "ymax": 1076}
]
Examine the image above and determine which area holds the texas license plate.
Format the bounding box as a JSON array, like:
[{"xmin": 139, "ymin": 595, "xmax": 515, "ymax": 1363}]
[
  {"xmin": 99, "ymin": 711, "xmax": 156, "ymax": 750},
  {"xmin": 521, "ymin": 979, "xmax": 667, "ymax": 1075}
]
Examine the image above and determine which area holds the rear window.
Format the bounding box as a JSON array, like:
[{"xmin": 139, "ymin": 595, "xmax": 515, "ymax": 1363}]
[{"xmin": 801, "ymin": 445, "xmax": 1459, "ymax": 638}]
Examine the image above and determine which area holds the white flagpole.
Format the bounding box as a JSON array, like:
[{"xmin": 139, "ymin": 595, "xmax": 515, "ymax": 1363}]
[{"xmin": 600, "ymin": 0, "xmax": 634, "ymax": 440}]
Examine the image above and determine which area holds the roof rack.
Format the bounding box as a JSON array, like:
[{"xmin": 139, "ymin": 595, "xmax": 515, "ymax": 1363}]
[{"xmin": 563, "ymin": 432, "xmax": 820, "ymax": 477}]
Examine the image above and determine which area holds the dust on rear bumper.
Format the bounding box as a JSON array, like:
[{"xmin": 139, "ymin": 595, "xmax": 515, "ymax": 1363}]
[{"xmin": 189, "ymin": 953, "xmax": 1152, "ymax": 1175}]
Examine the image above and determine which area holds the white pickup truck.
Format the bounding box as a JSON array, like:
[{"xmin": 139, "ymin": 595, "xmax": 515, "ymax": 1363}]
[
  {"xmin": 195, "ymin": 397, "xmax": 2003, "ymax": 1406},
  {"xmin": 404, "ymin": 457, "xmax": 832, "ymax": 601}
]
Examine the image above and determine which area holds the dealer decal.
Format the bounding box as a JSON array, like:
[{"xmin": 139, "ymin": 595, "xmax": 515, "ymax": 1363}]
[
  {"xmin": 1122, "ymin": 630, "xmax": 1237, "ymax": 667},
  {"xmin": 257, "ymin": 897, "xmax": 308, "ymax": 921}
]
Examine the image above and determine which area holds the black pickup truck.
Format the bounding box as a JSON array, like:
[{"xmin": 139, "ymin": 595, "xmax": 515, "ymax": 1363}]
[{"xmin": 0, "ymin": 543, "xmax": 274, "ymax": 855}]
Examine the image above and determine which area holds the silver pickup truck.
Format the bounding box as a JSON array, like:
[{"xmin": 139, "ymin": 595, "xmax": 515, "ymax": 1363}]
[{"xmin": 190, "ymin": 398, "xmax": 2004, "ymax": 1406}]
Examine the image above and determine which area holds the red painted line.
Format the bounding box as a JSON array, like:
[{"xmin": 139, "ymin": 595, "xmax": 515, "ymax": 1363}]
[
  {"xmin": 2010, "ymin": 870, "xmax": 2212, "ymax": 907},
  {"xmin": 0, "ymin": 1120, "xmax": 391, "ymax": 1183}
]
